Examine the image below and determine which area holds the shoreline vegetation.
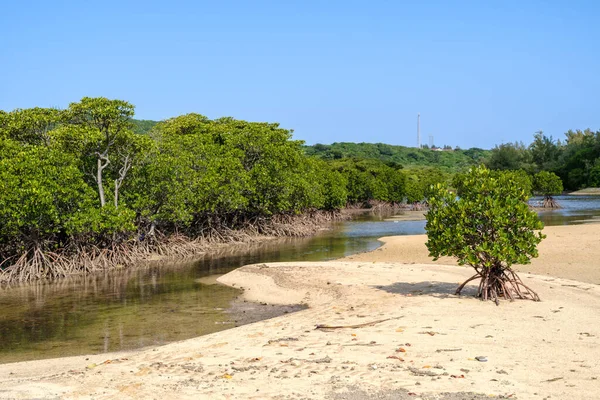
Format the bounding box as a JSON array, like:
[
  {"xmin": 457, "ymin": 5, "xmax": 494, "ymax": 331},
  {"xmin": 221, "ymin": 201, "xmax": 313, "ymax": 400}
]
[
  {"xmin": 0, "ymin": 204, "xmax": 411, "ymax": 286},
  {"xmin": 0, "ymin": 202, "xmax": 412, "ymax": 288},
  {"xmin": 1, "ymin": 98, "xmax": 416, "ymax": 286},
  {"xmin": 0, "ymin": 209, "xmax": 348, "ymax": 285},
  {"xmin": 3, "ymin": 97, "xmax": 599, "ymax": 288}
]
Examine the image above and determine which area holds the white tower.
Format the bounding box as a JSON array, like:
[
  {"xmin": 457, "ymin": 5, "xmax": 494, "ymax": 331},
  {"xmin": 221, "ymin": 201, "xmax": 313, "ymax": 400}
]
[{"xmin": 417, "ymin": 113, "xmax": 421, "ymax": 148}]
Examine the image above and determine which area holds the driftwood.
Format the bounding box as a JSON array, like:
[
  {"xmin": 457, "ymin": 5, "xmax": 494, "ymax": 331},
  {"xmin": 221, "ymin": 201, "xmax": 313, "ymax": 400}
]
[{"xmin": 315, "ymin": 316, "xmax": 402, "ymax": 330}]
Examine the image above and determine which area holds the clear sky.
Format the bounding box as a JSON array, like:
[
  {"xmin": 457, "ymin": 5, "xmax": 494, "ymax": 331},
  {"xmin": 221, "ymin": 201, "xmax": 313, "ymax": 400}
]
[{"xmin": 1, "ymin": 0, "xmax": 599, "ymax": 149}]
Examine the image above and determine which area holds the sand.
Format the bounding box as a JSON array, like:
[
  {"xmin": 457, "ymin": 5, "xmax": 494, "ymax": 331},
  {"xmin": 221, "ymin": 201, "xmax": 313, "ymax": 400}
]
[{"xmin": 1, "ymin": 224, "xmax": 599, "ymax": 399}]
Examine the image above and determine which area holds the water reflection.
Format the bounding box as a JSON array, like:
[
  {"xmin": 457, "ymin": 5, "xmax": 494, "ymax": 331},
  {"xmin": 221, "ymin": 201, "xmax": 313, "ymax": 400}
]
[
  {"xmin": 0, "ymin": 266, "xmax": 241, "ymax": 363},
  {"xmin": 0, "ymin": 215, "xmax": 425, "ymax": 364},
  {"xmin": 533, "ymin": 195, "xmax": 600, "ymax": 226}
]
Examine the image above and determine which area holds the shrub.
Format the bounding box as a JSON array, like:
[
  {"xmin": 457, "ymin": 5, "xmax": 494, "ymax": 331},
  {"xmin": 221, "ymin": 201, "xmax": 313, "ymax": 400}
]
[{"xmin": 425, "ymin": 166, "xmax": 545, "ymax": 304}]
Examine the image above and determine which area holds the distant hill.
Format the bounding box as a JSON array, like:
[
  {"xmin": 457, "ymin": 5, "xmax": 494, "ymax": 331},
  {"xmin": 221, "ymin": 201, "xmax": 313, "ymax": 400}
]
[
  {"xmin": 131, "ymin": 119, "xmax": 159, "ymax": 134},
  {"xmin": 304, "ymin": 142, "xmax": 490, "ymax": 171}
]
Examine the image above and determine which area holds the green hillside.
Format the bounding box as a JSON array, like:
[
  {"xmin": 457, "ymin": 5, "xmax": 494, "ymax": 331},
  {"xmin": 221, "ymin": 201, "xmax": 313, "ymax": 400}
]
[
  {"xmin": 131, "ymin": 119, "xmax": 159, "ymax": 134},
  {"xmin": 304, "ymin": 142, "xmax": 490, "ymax": 171}
]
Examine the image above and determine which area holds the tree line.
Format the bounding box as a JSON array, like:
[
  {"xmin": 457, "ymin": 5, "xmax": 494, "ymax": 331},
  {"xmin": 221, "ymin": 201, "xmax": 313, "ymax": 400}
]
[
  {"xmin": 310, "ymin": 130, "xmax": 600, "ymax": 199},
  {"xmin": 487, "ymin": 129, "xmax": 600, "ymax": 190},
  {"xmin": 0, "ymin": 97, "xmax": 594, "ymax": 283},
  {"xmin": 0, "ymin": 98, "xmax": 415, "ymax": 282}
]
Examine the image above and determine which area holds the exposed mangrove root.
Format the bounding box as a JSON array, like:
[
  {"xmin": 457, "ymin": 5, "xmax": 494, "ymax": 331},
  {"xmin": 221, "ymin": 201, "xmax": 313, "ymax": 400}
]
[
  {"xmin": 0, "ymin": 210, "xmax": 348, "ymax": 285},
  {"xmin": 410, "ymin": 202, "xmax": 427, "ymax": 211},
  {"xmin": 530, "ymin": 195, "xmax": 560, "ymax": 209},
  {"xmin": 0, "ymin": 247, "xmax": 70, "ymax": 283},
  {"xmin": 345, "ymin": 201, "xmax": 417, "ymax": 213},
  {"xmin": 365, "ymin": 200, "xmax": 404, "ymax": 214},
  {"xmin": 542, "ymin": 195, "xmax": 560, "ymax": 208},
  {"xmin": 455, "ymin": 267, "xmax": 540, "ymax": 305}
]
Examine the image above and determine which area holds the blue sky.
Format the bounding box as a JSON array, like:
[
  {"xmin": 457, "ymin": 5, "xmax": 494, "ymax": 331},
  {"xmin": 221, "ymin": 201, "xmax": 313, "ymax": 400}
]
[{"xmin": 1, "ymin": 0, "xmax": 599, "ymax": 149}]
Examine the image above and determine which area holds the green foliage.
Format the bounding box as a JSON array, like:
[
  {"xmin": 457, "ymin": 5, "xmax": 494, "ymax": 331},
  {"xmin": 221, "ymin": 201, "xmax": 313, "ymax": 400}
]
[
  {"xmin": 0, "ymin": 137, "xmax": 22, "ymax": 158},
  {"xmin": 0, "ymin": 107, "xmax": 62, "ymax": 145},
  {"xmin": 215, "ymin": 118, "xmax": 312, "ymax": 214},
  {"xmin": 529, "ymin": 131, "xmax": 560, "ymax": 172},
  {"xmin": 486, "ymin": 142, "xmax": 534, "ymax": 172},
  {"xmin": 588, "ymin": 164, "xmax": 600, "ymax": 187},
  {"xmin": 57, "ymin": 97, "xmax": 151, "ymax": 210},
  {"xmin": 452, "ymin": 168, "xmax": 532, "ymax": 199},
  {"xmin": 404, "ymin": 167, "xmax": 448, "ymax": 203},
  {"xmin": 6, "ymin": 96, "xmax": 517, "ymax": 280},
  {"xmin": 128, "ymin": 114, "xmax": 348, "ymax": 230},
  {"xmin": 555, "ymin": 129, "xmax": 600, "ymax": 190},
  {"xmin": 0, "ymin": 97, "xmax": 357, "ymax": 264},
  {"xmin": 65, "ymin": 206, "xmax": 136, "ymax": 238},
  {"xmin": 321, "ymin": 168, "xmax": 348, "ymax": 210},
  {"xmin": 329, "ymin": 158, "xmax": 405, "ymax": 204},
  {"xmin": 426, "ymin": 166, "xmax": 544, "ymax": 270},
  {"xmin": 129, "ymin": 117, "xmax": 249, "ymax": 224},
  {"xmin": 305, "ymin": 142, "xmax": 490, "ymax": 172},
  {"xmin": 131, "ymin": 119, "xmax": 159, "ymax": 135},
  {"xmin": 66, "ymin": 97, "xmax": 135, "ymax": 128},
  {"xmin": 504, "ymin": 169, "xmax": 534, "ymax": 195},
  {"xmin": 0, "ymin": 143, "xmax": 95, "ymax": 247},
  {"xmin": 533, "ymin": 171, "xmax": 563, "ymax": 196},
  {"xmin": 485, "ymin": 129, "xmax": 600, "ymax": 191}
]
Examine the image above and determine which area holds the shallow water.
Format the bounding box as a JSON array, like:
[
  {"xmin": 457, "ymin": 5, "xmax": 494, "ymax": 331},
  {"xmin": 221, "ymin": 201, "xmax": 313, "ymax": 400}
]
[
  {"xmin": 533, "ymin": 195, "xmax": 600, "ymax": 225},
  {"xmin": 1, "ymin": 196, "xmax": 599, "ymax": 364},
  {"xmin": 0, "ymin": 213, "xmax": 425, "ymax": 364}
]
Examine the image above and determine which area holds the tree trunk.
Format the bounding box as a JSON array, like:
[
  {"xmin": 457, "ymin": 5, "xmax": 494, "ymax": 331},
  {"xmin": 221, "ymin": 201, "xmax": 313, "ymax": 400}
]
[
  {"xmin": 114, "ymin": 182, "xmax": 119, "ymax": 208},
  {"xmin": 113, "ymin": 154, "xmax": 131, "ymax": 209},
  {"xmin": 97, "ymin": 158, "xmax": 106, "ymax": 207}
]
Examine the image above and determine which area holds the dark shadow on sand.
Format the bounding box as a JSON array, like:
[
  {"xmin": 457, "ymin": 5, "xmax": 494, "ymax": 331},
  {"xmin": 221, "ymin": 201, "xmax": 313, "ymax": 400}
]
[{"xmin": 374, "ymin": 280, "xmax": 479, "ymax": 299}]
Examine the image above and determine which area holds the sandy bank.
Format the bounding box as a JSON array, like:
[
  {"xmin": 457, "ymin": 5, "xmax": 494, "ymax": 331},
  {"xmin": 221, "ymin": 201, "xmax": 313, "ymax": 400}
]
[
  {"xmin": 568, "ymin": 188, "xmax": 600, "ymax": 195},
  {"xmin": 344, "ymin": 224, "xmax": 600, "ymax": 285},
  {"xmin": 1, "ymin": 224, "xmax": 599, "ymax": 399}
]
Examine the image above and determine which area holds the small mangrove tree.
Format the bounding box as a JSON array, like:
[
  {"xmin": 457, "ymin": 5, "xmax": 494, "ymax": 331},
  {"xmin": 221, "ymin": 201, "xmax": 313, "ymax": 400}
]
[
  {"xmin": 425, "ymin": 166, "xmax": 545, "ymax": 304},
  {"xmin": 533, "ymin": 171, "xmax": 563, "ymax": 208}
]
